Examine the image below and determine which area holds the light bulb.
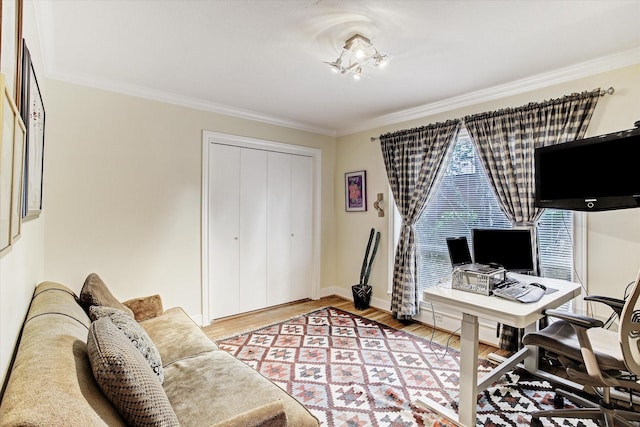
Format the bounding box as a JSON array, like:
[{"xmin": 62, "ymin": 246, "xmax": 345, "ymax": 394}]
[{"xmin": 355, "ymin": 49, "xmax": 365, "ymax": 59}]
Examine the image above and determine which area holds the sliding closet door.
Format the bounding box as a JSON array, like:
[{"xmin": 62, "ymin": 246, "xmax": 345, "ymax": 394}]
[
  {"xmin": 209, "ymin": 144, "xmax": 240, "ymax": 318},
  {"xmin": 239, "ymin": 149, "xmax": 268, "ymax": 313},
  {"xmin": 207, "ymin": 138, "xmax": 315, "ymax": 320},
  {"xmin": 290, "ymin": 155, "xmax": 313, "ymax": 301},
  {"xmin": 266, "ymin": 152, "xmax": 292, "ymax": 306}
]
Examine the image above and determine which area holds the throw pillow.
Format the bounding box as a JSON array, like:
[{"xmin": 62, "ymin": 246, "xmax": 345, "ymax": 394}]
[
  {"xmin": 79, "ymin": 273, "xmax": 135, "ymax": 318},
  {"xmin": 87, "ymin": 317, "xmax": 179, "ymax": 427},
  {"xmin": 89, "ymin": 306, "xmax": 164, "ymax": 383}
]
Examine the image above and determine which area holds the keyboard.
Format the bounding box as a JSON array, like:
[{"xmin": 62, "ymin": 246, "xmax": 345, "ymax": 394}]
[{"xmin": 493, "ymin": 280, "xmax": 546, "ymax": 303}]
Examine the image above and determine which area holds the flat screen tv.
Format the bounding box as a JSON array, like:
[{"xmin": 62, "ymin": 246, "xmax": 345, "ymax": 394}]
[
  {"xmin": 472, "ymin": 228, "xmax": 535, "ymax": 273},
  {"xmin": 535, "ymin": 123, "xmax": 640, "ymax": 211}
]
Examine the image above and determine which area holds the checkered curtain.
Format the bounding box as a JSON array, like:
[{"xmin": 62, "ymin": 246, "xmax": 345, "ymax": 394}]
[
  {"xmin": 465, "ymin": 89, "xmax": 601, "ymax": 350},
  {"xmin": 380, "ymin": 120, "xmax": 461, "ymax": 320}
]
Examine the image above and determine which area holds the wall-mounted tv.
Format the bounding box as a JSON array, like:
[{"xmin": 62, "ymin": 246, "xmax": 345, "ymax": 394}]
[{"xmin": 535, "ymin": 123, "xmax": 640, "ymax": 212}]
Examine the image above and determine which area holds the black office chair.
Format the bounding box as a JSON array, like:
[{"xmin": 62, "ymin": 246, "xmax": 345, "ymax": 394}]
[{"xmin": 522, "ymin": 270, "xmax": 640, "ymax": 426}]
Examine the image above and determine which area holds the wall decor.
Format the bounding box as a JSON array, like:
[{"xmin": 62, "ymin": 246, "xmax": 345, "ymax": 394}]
[
  {"xmin": 11, "ymin": 111, "xmax": 25, "ymax": 241},
  {"xmin": 345, "ymin": 170, "xmax": 367, "ymax": 212},
  {"xmin": 19, "ymin": 41, "xmax": 45, "ymax": 220},
  {"xmin": 0, "ymin": 74, "xmax": 24, "ymax": 255},
  {"xmin": 0, "ymin": 0, "xmax": 24, "ymax": 105}
]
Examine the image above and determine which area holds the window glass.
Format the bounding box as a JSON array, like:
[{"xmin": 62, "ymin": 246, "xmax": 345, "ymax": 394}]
[{"xmin": 411, "ymin": 129, "xmax": 573, "ymax": 291}]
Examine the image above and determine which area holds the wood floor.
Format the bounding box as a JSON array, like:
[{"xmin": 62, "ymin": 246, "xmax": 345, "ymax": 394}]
[{"xmin": 202, "ymin": 295, "xmax": 511, "ymax": 361}]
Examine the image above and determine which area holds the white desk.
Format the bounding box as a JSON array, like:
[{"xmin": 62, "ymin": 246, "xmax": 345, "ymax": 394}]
[{"xmin": 418, "ymin": 274, "xmax": 582, "ymax": 427}]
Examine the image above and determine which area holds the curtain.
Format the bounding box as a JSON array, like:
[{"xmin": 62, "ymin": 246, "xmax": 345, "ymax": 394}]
[
  {"xmin": 465, "ymin": 89, "xmax": 601, "ymax": 350},
  {"xmin": 380, "ymin": 120, "xmax": 461, "ymax": 320}
]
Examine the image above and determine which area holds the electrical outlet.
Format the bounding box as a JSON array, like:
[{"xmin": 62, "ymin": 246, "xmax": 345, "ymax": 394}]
[{"xmin": 433, "ymin": 313, "xmax": 444, "ymax": 323}]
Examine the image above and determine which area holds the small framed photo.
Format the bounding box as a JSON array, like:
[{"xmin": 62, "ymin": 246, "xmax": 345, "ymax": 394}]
[{"xmin": 345, "ymin": 170, "xmax": 367, "ymax": 212}]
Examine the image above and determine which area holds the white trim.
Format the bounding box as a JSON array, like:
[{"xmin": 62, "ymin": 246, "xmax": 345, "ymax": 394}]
[
  {"xmin": 338, "ymin": 48, "xmax": 640, "ymax": 136},
  {"xmin": 572, "ymin": 211, "xmax": 589, "ymax": 314},
  {"xmin": 201, "ymin": 131, "xmax": 322, "ymax": 325}
]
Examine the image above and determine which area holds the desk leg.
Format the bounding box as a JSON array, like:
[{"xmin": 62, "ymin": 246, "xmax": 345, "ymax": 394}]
[
  {"xmin": 524, "ymin": 322, "xmax": 539, "ymax": 372},
  {"xmin": 459, "ymin": 313, "xmax": 479, "ymax": 427}
]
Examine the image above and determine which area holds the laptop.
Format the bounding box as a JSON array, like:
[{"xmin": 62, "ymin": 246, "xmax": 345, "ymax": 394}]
[{"xmin": 446, "ymin": 237, "xmax": 473, "ymax": 267}]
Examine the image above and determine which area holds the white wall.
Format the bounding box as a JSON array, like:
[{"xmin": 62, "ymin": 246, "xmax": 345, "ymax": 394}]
[
  {"xmin": 0, "ymin": 2, "xmax": 46, "ymax": 384},
  {"xmin": 335, "ymin": 64, "xmax": 640, "ymax": 323},
  {"xmin": 42, "ymin": 80, "xmax": 337, "ymax": 322}
]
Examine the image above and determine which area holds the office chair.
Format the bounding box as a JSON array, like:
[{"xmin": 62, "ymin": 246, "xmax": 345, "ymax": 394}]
[{"xmin": 522, "ymin": 269, "xmax": 640, "ymax": 427}]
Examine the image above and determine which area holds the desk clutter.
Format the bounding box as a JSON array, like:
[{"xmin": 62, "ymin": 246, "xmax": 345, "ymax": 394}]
[{"xmin": 451, "ymin": 263, "xmax": 547, "ymax": 303}]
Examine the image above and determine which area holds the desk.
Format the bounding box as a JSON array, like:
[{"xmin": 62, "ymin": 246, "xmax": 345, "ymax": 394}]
[{"xmin": 418, "ymin": 274, "xmax": 582, "ymax": 426}]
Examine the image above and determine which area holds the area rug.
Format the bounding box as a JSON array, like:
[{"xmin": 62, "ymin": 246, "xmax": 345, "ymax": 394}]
[{"xmin": 216, "ymin": 307, "xmax": 596, "ymax": 426}]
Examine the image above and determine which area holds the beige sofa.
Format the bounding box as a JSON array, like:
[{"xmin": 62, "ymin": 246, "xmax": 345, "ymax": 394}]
[{"xmin": 0, "ymin": 280, "xmax": 319, "ymax": 426}]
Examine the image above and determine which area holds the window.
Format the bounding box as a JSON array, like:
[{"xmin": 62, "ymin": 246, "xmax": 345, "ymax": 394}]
[{"xmin": 404, "ymin": 129, "xmax": 574, "ymax": 292}]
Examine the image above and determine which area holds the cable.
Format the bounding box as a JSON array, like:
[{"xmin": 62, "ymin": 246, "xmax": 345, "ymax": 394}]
[{"xmin": 427, "ymin": 301, "xmax": 461, "ymax": 361}]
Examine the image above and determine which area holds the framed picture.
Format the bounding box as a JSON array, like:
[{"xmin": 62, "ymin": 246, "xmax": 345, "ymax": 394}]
[
  {"xmin": 0, "ymin": 74, "xmax": 24, "ymax": 255},
  {"xmin": 11, "ymin": 113, "xmax": 25, "ymax": 241},
  {"xmin": 0, "ymin": 0, "xmax": 24, "ymax": 106},
  {"xmin": 19, "ymin": 41, "xmax": 45, "ymax": 220},
  {"xmin": 345, "ymin": 170, "xmax": 367, "ymax": 212}
]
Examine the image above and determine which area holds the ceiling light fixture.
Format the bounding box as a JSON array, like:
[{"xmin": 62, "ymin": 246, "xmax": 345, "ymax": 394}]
[{"xmin": 325, "ymin": 34, "xmax": 389, "ymax": 80}]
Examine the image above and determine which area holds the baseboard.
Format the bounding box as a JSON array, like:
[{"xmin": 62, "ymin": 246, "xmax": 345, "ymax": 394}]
[{"xmin": 319, "ymin": 286, "xmax": 500, "ymax": 347}]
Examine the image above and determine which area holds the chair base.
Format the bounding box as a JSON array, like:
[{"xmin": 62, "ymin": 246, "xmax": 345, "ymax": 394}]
[{"xmin": 531, "ymin": 388, "xmax": 640, "ymax": 427}]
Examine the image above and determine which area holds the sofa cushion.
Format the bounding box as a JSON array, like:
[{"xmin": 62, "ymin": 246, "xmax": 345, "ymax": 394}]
[
  {"xmin": 140, "ymin": 307, "xmax": 218, "ymax": 365},
  {"xmin": 79, "ymin": 273, "xmax": 134, "ymax": 317},
  {"xmin": 89, "ymin": 305, "xmax": 164, "ymax": 383},
  {"xmin": 163, "ymin": 351, "xmax": 318, "ymax": 427},
  {"xmin": 87, "ymin": 317, "xmax": 179, "ymax": 427},
  {"xmin": 0, "ymin": 283, "xmax": 126, "ymax": 426}
]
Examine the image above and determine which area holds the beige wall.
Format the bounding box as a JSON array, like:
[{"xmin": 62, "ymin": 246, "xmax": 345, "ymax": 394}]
[
  {"xmin": 43, "ymin": 80, "xmax": 337, "ymax": 321},
  {"xmin": 0, "ymin": 2, "xmax": 46, "ymax": 383},
  {"xmin": 335, "ymin": 64, "xmax": 640, "ymax": 320}
]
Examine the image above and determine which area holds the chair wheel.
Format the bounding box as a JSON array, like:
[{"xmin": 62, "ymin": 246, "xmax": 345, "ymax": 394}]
[
  {"xmin": 531, "ymin": 417, "xmax": 544, "ymax": 427},
  {"xmin": 553, "ymin": 394, "xmax": 565, "ymax": 409}
]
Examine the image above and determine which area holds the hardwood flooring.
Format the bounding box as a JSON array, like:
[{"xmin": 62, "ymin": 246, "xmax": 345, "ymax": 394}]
[{"xmin": 202, "ymin": 295, "xmax": 511, "ymax": 361}]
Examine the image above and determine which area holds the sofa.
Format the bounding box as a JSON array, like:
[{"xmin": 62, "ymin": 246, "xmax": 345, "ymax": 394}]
[{"xmin": 0, "ymin": 277, "xmax": 319, "ymax": 426}]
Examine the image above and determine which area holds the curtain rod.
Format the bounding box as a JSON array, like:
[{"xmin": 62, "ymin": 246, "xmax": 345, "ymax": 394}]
[{"xmin": 369, "ymin": 86, "xmax": 615, "ymax": 143}]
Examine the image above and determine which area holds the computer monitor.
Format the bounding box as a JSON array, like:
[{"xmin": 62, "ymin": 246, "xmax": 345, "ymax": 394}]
[
  {"xmin": 446, "ymin": 237, "xmax": 472, "ymax": 267},
  {"xmin": 472, "ymin": 228, "xmax": 535, "ymax": 273}
]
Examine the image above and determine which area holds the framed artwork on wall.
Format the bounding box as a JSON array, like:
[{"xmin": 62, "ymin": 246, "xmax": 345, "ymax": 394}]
[
  {"xmin": 20, "ymin": 41, "xmax": 45, "ymax": 220},
  {"xmin": 0, "ymin": 74, "xmax": 25, "ymax": 255},
  {"xmin": 11, "ymin": 112, "xmax": 25, "ymax": 241},
  {"xmin": 345, "ymin": 170, "xmax": 367, "ymax": 212},
  {"xmin": 0, "ymin": 0, "xmax": 24, "ymax": 106}
]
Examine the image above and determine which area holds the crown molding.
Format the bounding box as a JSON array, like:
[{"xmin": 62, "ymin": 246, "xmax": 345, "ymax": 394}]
[
  {"xmin": 338, "ymin": 47, "xmax": 640, "ymax": 137},
  {"xmin": 48, "ymin": 71, "xmax": 338, "ymax": 137}
]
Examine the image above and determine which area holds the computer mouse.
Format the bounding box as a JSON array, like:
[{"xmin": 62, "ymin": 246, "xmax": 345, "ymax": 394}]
[{"xmin": 530, "ymin": 282, "xmax": 546, "ymax": 291}]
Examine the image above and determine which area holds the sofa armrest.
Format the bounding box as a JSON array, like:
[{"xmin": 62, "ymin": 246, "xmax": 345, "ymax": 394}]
[
  {"xmin": 210, "ymin": 401, "xmax": 287, "ymax": 427},
  {"xmin": 123, "ymin": 294, "xmax": 164, "ymax": 321}
]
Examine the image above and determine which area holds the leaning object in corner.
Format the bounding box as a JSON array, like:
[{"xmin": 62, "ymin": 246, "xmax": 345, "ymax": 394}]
[{"xmin": 352, "ymin": 228, "xmax": 380, "ymax": 310}]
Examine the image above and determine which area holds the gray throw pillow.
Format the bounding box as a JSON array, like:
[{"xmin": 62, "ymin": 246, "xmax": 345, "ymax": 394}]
[
  {"xmin": 87, "ymin": 317, "xmax": 179, "ymax": 426},
  {"xmin": 89, "ymin": 305, "xmax": 164, "ymax": 383},
  {"xmin": 79, "ymin": 273, "xmax": 135, "ymax": 318}
]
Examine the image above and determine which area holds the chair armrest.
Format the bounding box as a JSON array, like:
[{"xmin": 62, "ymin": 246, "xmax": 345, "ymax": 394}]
[
  {"xmin": 584, "ymin": 295, "xmax": 625, "ymax": 316},
  {"xmin": 122, "ymin": 294, "xmax": 164, "ymax": 321},
  {"xmin": 543, "ymin": 309, "xmax": 604, "ymax": 329}
]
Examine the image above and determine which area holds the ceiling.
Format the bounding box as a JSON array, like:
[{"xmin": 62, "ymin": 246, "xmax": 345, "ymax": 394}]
[{"xmin": 34, "ymin": 0, "xmax": 640, "ymax": 137}]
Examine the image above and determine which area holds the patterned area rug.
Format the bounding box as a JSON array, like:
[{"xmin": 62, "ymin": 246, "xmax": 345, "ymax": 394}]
[{"xmin": 216, "ymin": 307, "xmax": 597, "ymax": 426}]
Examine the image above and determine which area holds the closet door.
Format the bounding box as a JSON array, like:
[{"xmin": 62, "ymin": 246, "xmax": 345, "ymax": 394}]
[
  {"xmin": 290, "ymin": 155, "xmax": 313, "ymax": 301},
  {"xmin": 266, "ymin": 152, "xmax": 292, "ymax": 306},
  {"xmin": 238, "ymin": 148, "xmax": 268, "ymax": 313},
  {"xmin": 209, "ymin": 144, "xmax": 240, "ymax": 318}
]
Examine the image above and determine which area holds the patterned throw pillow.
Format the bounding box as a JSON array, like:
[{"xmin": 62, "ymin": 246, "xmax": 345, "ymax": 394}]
[
  {"xmin": 87, "ymin": 317, "xmax": 179, "ymax": 427},
  {"xmin": 89, "ymin": 306, "xmax": 164, "ymax": 383},
  {"xmin": 79, "ymin": 273, "xmax": 135, "ymax": 318}
]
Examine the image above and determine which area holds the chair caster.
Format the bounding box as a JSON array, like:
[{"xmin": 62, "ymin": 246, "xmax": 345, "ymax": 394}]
[
  {"xmin": 531, "ymin": 416, "xmax": 544, "ymax": 427},
  {"xmin": 553, "ymin": 393, "xmax": 565, "ymax": 409}
]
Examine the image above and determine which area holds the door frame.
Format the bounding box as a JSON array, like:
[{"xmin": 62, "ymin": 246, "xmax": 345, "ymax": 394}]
[{"xmin": 201, "ymin": 130, "xmax": 322, "ymax": 325}]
